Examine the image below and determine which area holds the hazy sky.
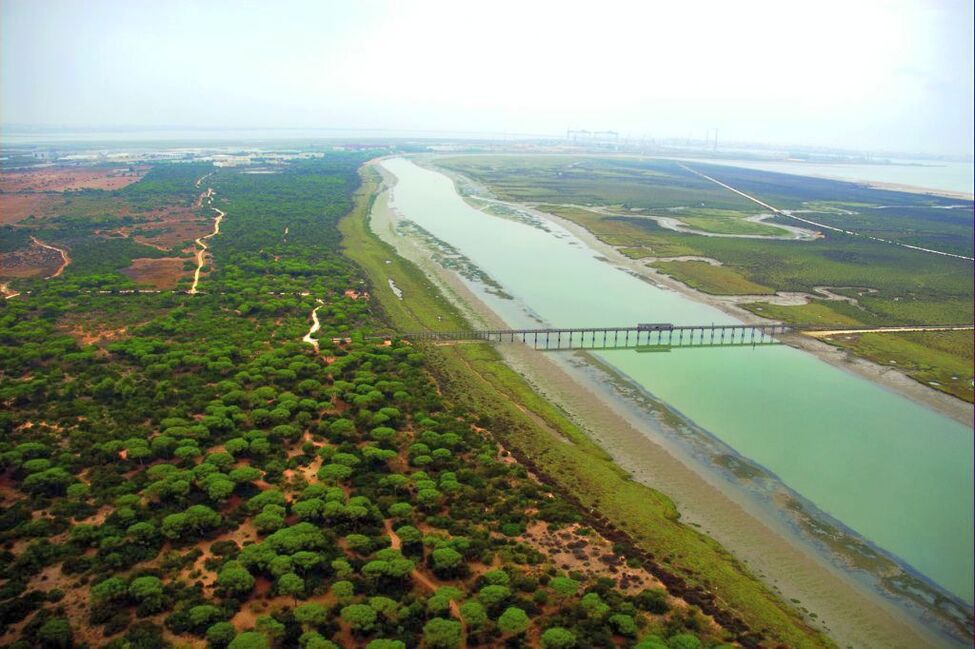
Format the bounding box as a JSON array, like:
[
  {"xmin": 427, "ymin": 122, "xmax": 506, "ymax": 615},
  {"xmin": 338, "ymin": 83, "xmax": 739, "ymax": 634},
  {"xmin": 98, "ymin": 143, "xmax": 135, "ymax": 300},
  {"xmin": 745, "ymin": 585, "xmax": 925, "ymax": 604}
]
[{"xmin": 2, "ymin": 0, "xmax": 973, "ymax": 155}]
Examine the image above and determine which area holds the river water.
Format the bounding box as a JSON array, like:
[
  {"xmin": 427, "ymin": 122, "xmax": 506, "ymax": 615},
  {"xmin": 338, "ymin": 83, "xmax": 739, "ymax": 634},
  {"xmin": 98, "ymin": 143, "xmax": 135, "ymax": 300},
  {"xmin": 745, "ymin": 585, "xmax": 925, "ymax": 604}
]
[{"xmin": 377, "ymin": 157, "xmax": 974, "ymax": 610}]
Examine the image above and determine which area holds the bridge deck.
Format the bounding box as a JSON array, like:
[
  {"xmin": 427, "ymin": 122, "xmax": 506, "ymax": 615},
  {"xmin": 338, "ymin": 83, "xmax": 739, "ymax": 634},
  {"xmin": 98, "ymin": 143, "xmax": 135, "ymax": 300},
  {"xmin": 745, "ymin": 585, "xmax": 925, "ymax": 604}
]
[
  {"xmin": 399, "ymin": 323, "xmax": 791, "ymax": 339},
  {"xmin": 368, "ymin": 323, "xmax": 972, "ymax": 351}
]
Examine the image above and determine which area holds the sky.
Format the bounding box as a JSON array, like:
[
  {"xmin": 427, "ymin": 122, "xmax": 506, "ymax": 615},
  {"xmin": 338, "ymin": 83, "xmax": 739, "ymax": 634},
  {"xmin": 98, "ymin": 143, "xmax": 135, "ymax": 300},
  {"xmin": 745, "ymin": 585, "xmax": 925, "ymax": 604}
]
[{"xmin": 2, "ymin": 0, "xmax": 973, "ymax": 156}]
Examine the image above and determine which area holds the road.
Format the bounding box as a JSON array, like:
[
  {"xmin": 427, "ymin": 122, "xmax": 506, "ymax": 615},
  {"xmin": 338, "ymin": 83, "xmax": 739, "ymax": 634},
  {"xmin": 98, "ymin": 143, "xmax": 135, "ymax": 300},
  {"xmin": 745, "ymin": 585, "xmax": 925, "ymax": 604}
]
[{"xmin": 804, "ymin": 325, "xmax": 974, "ymax": 338}]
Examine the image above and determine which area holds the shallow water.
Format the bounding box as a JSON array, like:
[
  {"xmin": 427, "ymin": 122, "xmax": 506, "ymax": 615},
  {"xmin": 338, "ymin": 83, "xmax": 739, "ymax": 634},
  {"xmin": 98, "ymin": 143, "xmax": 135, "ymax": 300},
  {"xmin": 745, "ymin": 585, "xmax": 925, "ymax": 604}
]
[
  {"xmin": 678, "ymin": 157, "xmax": 975, "ymax": 195},
  {"xmin": 380, "ymin": 156, "xmax": 975, "ymax": 604}
]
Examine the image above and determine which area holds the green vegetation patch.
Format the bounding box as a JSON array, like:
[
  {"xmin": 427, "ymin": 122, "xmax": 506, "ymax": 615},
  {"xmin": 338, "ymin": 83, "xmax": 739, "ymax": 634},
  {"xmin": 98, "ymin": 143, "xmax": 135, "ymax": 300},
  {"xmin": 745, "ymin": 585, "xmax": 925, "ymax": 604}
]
[
  {"xmin": 828, "ymin": 331, "xmax": 974, "ymax": 402},
  {"xmin": 739, "ymin": 300, "xmax": 864, "ymax": 327},
  {"xmin": 663, "ymin": 208, "xmax": 790, "ymax": 236},
  {"xmin": 436, "ymin": 156, "xmax": 756, "ymax": 211},
  {"xmin": 651, "ymin": 261, "xmax": 774, "ymax": 295}
]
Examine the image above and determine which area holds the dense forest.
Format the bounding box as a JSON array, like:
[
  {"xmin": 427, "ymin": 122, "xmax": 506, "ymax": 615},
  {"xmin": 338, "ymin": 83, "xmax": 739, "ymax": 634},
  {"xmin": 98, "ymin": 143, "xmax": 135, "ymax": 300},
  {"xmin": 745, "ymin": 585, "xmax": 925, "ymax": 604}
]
[{"xmin": 0, "ymin": 154, "xmax": 743, "ymax": 648}]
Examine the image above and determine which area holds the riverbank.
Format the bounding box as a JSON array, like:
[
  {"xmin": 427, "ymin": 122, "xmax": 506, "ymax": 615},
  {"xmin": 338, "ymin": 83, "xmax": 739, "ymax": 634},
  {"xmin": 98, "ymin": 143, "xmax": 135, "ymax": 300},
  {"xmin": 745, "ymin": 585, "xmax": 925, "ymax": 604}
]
[
  {"xmin": 343, "ymin": 164, "xmax": 837, "ymax": 647},
  {"xmin": 426, "ymin": 159, "xmax": 972, "ymax": 427},
  {"xmin": 359, "ymin": 161, "xmax": 965, "ymax": 648},
  {"xmin": 535, "ymin": 203, "xmax": 973, "ymax": 426}
]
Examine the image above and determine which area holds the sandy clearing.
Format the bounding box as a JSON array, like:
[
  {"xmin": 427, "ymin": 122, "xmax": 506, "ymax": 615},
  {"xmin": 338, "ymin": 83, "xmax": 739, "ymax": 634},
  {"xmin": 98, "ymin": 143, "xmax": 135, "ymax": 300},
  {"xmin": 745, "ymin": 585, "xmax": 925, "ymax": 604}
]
[
  {"xmin": 0, "ymin": 283, "xmax": 20, "ymax": 299},
  {"xmin": 0, "ymin": 192, "xmax": 62, "ymax": 224},
  {"xmin": 0, "ymin": 166, "xmax": 147, "ymax": 193},
  {"xmin": 121, "ymin": 257, "xmax": 188, "ymax": 289},
  {"xmin": 0, "ymin": 239, "xmax": 64, "ymax": 280}
]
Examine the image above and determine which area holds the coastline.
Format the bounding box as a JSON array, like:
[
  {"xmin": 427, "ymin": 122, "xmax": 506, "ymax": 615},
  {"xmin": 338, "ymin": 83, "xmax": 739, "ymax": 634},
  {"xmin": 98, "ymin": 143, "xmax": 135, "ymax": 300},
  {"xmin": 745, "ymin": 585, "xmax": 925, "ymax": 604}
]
[
  {"xmin": 424, "ymin": 158, "xmax": 973, "ymax": 427},
  {"xmin": 656, "ymin": 156, "xmax": 975, "ymax": 201},
  {"xmin": 860, "ymin": 179, "xmax": 973, "ymax": 201},
  {"xmin": 365, "ymin": 160, "xmax": 965, "ymax": 648}
]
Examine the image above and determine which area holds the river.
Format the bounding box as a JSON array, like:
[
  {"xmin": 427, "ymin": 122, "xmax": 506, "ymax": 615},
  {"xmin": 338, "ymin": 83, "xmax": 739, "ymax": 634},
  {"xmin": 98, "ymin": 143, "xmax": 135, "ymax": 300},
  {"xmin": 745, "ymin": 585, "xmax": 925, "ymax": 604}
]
[{"xmin": 374, "ymin": 156, "xmax": 974, "ymax": 639}]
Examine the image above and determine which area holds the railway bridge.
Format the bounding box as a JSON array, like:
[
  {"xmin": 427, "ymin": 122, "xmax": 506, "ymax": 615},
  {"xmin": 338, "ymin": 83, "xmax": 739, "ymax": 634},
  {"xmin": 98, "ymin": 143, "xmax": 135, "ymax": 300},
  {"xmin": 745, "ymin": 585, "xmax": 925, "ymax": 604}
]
[{"xmin": 371, "ymin": 322, "xmax": 973, "ymax": 352}]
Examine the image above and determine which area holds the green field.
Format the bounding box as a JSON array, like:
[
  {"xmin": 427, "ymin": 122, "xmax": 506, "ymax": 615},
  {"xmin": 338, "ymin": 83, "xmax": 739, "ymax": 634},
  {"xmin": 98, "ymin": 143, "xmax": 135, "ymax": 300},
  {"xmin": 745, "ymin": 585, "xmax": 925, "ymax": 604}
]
[
  {"xmin": 658, "ymin": 208, "xmax": 790, "ymax": 236},
  {"xmin": 439, "ymin": 156, "xmax": 757, "ymax": 210},
  {"xmin": 651, "ymin": 261, "xmax": 775, "ymax": 295}
]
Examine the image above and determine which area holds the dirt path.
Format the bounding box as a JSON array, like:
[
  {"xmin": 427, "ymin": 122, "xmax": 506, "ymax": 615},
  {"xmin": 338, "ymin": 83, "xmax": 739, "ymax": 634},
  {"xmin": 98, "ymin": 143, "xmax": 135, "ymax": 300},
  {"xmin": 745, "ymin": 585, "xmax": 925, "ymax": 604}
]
[
  {"xmin": 0, "ymin": 283, "xmax": 20, "ymax": 300},
  {"xmin": 189, "ymin": 197, "xmax": 226, "ymax": 295},
  {"xmin": 678, "ymin": 163, "xmax": 975, "ymax": 262},
  {"xmin": 194, "ymin": 186, "xmax": 214, "ymax": 209},
  {"xmin": 302, "ymin": 299, "xmax": 325, "ymax": 352},
  {"xmin": 29, "ymin": 236, "xmax": 70, "ymax": 278},
  {"xmin": 384, "ymin": 520, "xmax": 467, "ymax": 643}
]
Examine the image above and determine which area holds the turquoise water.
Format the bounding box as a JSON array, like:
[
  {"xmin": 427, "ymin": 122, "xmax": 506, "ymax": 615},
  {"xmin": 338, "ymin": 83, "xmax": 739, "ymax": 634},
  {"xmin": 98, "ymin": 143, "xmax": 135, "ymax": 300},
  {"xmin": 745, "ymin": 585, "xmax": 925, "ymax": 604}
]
[{"xmin": 381, "ymin": 156, "xmax": 975, "ymax": 603}]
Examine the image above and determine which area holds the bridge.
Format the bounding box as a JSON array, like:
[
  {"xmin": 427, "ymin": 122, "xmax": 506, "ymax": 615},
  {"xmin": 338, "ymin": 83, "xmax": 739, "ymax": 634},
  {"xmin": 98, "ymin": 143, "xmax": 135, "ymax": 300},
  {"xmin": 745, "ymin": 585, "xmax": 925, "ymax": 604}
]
[{"xmin": 371, "ymin": 322, "xmax": 973, "ymax": 352}]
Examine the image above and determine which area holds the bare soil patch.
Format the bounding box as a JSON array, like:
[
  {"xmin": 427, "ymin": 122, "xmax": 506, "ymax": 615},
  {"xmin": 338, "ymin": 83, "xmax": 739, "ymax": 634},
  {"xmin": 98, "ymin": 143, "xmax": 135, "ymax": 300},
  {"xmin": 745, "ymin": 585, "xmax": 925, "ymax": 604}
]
[
  {"xmin": 58, "ymin": 314, "xmax": 131, "ymax": 346},
  {"xmin": 97, "ymin": 206, "xmax": 211, "ymax": 251},
  {"xmin": 121, "ymin": 257, "xmax": 189, "ymax": 289},
  {"xmin": 520, "ymin": 521, "xmax": 661, "ymax": 595},
  {"xmin": 0, "ymin": 166, "xmax": 147, "ymax": 193},
  {"xmin": 0, "ymin": 193, "xmax": 63, "ymax": 224},
  {"xmin": 0, "ymin": 240, "xmax": 63, "ymax": 278}
]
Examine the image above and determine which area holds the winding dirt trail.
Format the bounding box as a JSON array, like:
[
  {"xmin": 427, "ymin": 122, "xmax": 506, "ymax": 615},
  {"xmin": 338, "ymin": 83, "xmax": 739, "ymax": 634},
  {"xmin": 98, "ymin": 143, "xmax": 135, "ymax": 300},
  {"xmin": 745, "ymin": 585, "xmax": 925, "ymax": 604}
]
[
  {"xmin": 384, "ymin": 520, "xmax": 467, "ymax": 644},
  {"xmin": 29, "ymin": 236, "xmax": 70, "ymax": 278},
  {"xmin": 195, "ymin": 172, "xmax": 214, "ymax": 188},
  {"xmin": 189, "ymin": 198, "xmax": 226, "ymax": 295},
  {"xmin": 302, "ymin": 299, "xmax": 325, "ymax": 352}
]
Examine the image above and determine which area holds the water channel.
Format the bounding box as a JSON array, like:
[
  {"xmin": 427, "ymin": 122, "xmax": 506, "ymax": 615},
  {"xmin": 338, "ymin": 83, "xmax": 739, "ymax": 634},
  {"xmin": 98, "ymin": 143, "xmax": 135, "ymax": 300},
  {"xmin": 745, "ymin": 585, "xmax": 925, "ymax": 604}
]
[{"xmin": 374, "ymin": 156, "xmax": 974, "ymax": 628}]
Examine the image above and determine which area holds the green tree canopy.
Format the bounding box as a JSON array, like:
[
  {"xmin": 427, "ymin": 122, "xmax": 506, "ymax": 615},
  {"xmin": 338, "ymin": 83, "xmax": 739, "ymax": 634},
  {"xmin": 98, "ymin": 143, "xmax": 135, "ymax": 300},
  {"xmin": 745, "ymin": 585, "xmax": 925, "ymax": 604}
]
[
  {"xmin": 277, "ymin": 572, "xmax": 305, "ymax": 602},
  {"xmin": 497, "ymin": 607, "xmax": 530, "ymax": 635},
  {"xmin": 423, "ymin": 618, "xmax": 462, "ymax": 649},
  {"xmin": 227, "ymin": 631, "xmax": 269, "ymax": 649},
  {"xmin": 541, "ymin": 627, "xmax": 577, "ymax": 649},
  {"xmin": 216, "ymin": 561, "xmax": 256, "ymax": 596},
  {"xmin": 340, "ymin": 603, "xmax": 377, "ymax": 633}
]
